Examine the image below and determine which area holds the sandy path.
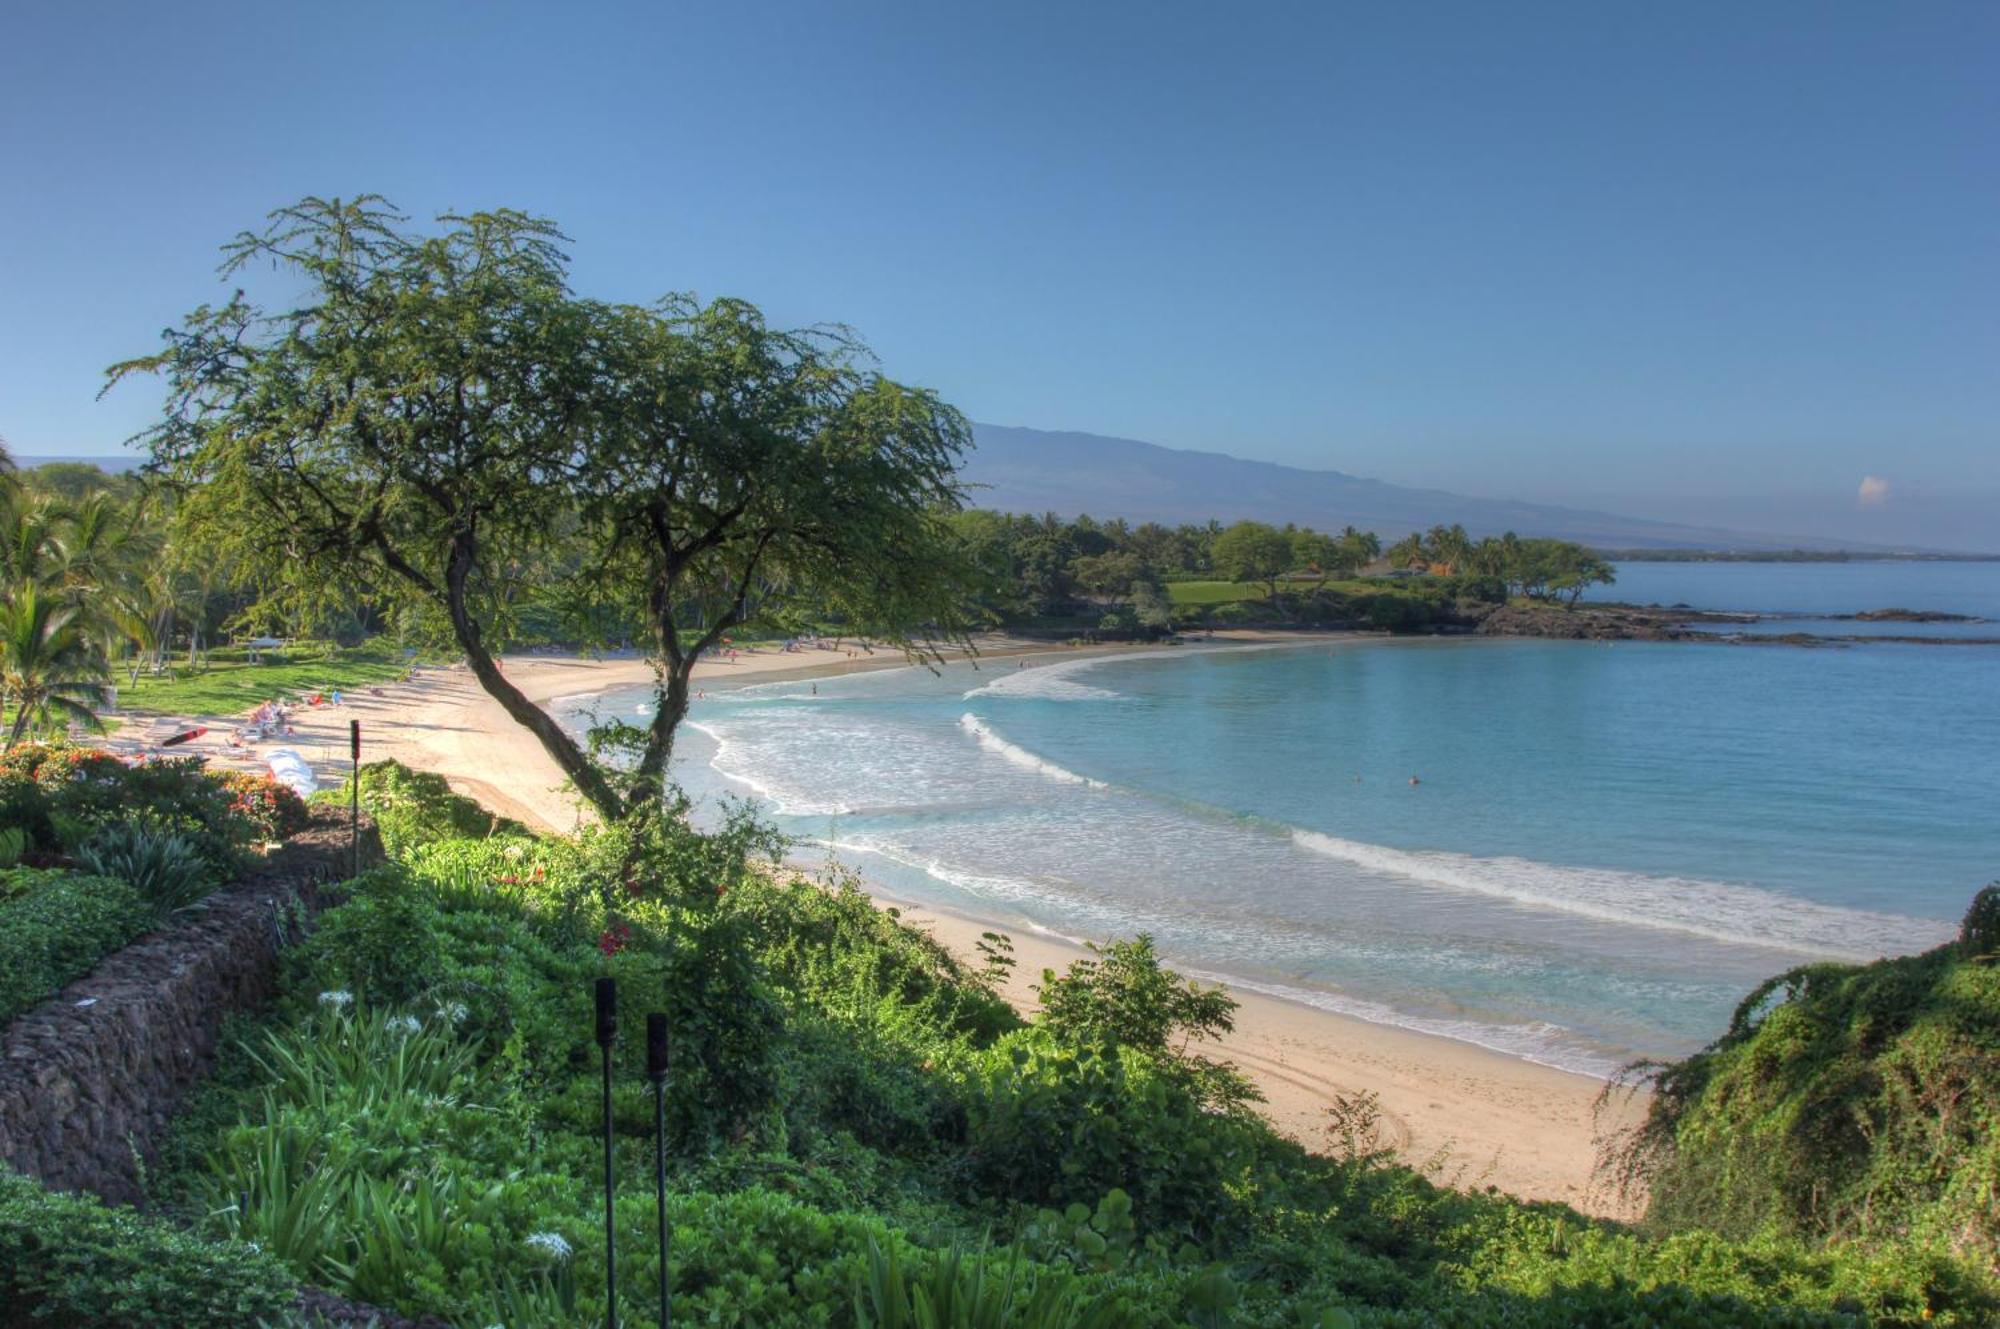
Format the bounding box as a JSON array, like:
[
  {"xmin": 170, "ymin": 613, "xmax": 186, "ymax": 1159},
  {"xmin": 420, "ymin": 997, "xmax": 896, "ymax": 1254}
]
[{"xmin": 109, "ymin": 634, "xmax": 1646, "ymax": 1217}]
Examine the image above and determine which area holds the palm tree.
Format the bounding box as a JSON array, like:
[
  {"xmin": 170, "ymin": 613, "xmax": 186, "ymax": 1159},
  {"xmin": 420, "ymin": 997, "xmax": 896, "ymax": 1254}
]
[{"xmin": 0, "ymin": 583, "xmax": 110, "ymax": 747}]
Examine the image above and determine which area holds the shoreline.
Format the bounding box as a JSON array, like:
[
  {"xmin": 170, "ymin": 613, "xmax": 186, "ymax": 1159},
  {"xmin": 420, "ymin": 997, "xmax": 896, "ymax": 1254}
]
[
  {"xmin": 106, "ymin": 632, "xmax": 1646, "ymax": 1217},
  {"xmin": 855, "ymin": 879, "xmax": 1642, "ymax": 1216}
]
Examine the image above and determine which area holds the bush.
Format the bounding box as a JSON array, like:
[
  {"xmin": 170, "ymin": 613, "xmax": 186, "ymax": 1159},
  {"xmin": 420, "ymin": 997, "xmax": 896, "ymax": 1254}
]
[
  {"xmin": 77, "ymin": 822, "xmax": 217, "ymax": 922},
  {"xmin": 0, "ymin": 1168, "xmax": 296, "ymax": 1327},
  {"xmin": 1617, "ymin": 887, "xmax": 2000, "ymax": 1268},
  {"xmin": 0, "ymin": 743, "xmax": 269, "ymax": 870},
  {"xmin": 321, "ymin": 759, "xmax": 525, "ymax": 858},
  {"xmin": 298, "ymin": 866, "xmax": 447, "ymax": 1006},
  {"xmin": 1960, "ymin": 882, "xmax": 2000, "ymax": 958},
  {"xmin": 0, "ymin": 869, "xmax": 150, "ymax": 1023},
  {"xmin": 966, "ymin": 1029, "xmax": 1261, "ymax": 1241},
  {"xmin": 220, "ymin": 771, "xmax": 313, "ymax": 843}
]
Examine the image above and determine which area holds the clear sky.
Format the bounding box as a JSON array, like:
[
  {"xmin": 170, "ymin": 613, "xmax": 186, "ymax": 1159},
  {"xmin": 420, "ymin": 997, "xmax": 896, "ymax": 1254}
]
[{"xmin": 2, "ymin": 2, "xmax": 1994, "ymax": 546}]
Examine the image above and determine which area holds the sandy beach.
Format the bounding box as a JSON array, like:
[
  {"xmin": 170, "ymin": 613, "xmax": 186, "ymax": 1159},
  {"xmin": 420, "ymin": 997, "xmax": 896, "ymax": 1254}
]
[{"xmin": 110, "ymin": 637, "xmax": 1645, "ymax": 1217}]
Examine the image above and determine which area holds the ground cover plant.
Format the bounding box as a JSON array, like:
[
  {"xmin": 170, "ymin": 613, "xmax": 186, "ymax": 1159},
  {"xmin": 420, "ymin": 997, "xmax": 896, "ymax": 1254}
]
[
  {"xmin": 125, "ymin": 764, "xmax": 1997, "ymax": 1327},
  {"xmin": 0, "ymin": 867, "xmax": 148, "ymax": 1023}
]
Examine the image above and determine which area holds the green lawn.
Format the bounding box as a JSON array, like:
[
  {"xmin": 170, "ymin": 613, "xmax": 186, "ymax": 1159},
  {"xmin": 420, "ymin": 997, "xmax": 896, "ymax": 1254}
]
[
  {"xmin": 112, "ymin": 641, "xmax": 419, "ymax": 718},
  {"xmin": 1164, "ymin": 579, "xmax": 1268, "ymax": 606}
]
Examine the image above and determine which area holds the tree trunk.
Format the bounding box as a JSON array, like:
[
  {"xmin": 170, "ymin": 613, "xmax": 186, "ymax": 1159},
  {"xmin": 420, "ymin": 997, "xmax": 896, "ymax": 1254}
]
[{"xmin": 441, "ymin": 543, "xmax": 629, "ymax": 823}]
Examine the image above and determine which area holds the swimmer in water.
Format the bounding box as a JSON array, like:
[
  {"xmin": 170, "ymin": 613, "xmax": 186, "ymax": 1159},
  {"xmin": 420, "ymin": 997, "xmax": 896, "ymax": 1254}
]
[{"xmin": 1409, "ymin": 775, "xmax": 1421, "ymax": 786}]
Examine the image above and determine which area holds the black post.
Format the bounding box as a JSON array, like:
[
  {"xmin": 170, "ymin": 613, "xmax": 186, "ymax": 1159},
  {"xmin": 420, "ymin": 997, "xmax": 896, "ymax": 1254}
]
[
  {"xmin": 348, "ymin": 719, "xmax": 361, "ymax": 877},
  {"xmin": 595, "ymin": 977, "xmax": 619, "ymax": 1328},
  {"xmin": 647, "ymin": 1012, "xmax": 671, "ymax": 1329}
]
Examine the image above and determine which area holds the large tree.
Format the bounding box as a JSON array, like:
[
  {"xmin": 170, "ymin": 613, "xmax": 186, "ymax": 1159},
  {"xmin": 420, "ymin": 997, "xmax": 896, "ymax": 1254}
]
[
  {"xmin": 1211, "ymin": 520, "xmax": 1295, "ymax": 600},
  {"xmin": 110, "ymin": 197, "xmax": 976, "ymax": 820}
]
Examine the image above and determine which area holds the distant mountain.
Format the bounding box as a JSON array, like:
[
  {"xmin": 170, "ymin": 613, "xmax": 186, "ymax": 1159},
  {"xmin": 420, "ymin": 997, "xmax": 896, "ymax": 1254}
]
[{"xmin": 962, "ymin": 424, "xmax": 1876, "ymax": 552}]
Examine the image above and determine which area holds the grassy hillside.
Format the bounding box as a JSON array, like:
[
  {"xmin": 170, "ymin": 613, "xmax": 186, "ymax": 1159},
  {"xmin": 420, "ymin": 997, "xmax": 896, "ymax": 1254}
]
[{"xmin": 1614, "ymin": 886, "xmax": 2000, "ymax": 1269}]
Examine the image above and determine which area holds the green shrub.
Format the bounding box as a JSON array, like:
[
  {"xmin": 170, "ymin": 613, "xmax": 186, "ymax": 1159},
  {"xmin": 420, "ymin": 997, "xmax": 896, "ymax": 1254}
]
[
  {"xmin": 76, "ymin": 822, "xmax": 217, "ymax": 922},
  {"xmin": 0, "ymin": 869, "xmax": 150, "ymax": 1023},
  {"xmin": 297, "ymin": 866, "xmax": 447, "ymax": 1005},
  {"xmin": 1960, "ymin": 882, "xmax": 2000, "ymax": 958},
  {"xmin": 319, "ymin": 758, "xmax": 525, "ymax": 858},
  {"xmin": 608, "ymin": 906, "xmax": 788, "ymax": 1148},
  {"xmin": 219, "ymin": 770, "xmax": 313, "ymax": 842},
  {"xmin": 854, "ymin": 1236, "xmax": 1130, "ymax": 1328},
  {"xmin": 966, "ymin": 1029, "xmax": 1261, "ymax": 1241},
  {"xmin": 1615, "ymin": 888, "xmax": 2000, "ymax": 1268},
  {"xmin": 0, "ymin": 743, "xmax": 259, "ymax": 870},
  {"xmin": 0, "ymin": 1168, "xmax": 296, "ymax": 1327},
  {"xmin": 153, "ymin": 779, "xmax": 2000, "ymax": 1329}
]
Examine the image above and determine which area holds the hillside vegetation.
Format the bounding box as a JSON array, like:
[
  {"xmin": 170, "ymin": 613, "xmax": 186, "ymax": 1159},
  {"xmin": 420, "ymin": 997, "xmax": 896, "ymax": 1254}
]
[
  {"xmin": 1614, "ymin": 886, "xmax": 2000, "ymax": 1269},
  {"xmin": 70, "ymin": 762, "xmax": 1981, "ymax": 1327}
]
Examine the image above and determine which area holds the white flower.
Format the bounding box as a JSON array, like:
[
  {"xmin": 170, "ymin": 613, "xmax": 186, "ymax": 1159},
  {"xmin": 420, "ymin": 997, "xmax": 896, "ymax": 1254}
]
[
  {"xmin": 386, "ymin": 1014, "xmax": 423, "ymax": 1036},
  {"xmin": 436, "ymin": 1000, "xmax": 470, "ymax": 1025},
  {"xmin": 317, "ymin": 990, "xmax": 354, "ymax": 1008},
  {"xmin": 503, "ymin": 843, "xmax": 526, "ymax": 861},
  {"xmin": 525, "ymin": 1230, "xmax": 573, "ymax": 1261}
]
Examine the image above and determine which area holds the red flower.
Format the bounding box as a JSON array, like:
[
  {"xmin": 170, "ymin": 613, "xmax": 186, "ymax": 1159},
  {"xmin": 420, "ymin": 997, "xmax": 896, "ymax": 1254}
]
[{"xmin": 597, "ymin": 922, "xmax": 633, "ymax": 957}]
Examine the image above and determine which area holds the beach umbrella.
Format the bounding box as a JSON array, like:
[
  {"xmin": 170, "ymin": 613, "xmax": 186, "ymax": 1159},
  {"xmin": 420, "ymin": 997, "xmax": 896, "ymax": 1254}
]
[{"xmin": 159, "ymin": 726, "xmax": 208, "ymax": 748}]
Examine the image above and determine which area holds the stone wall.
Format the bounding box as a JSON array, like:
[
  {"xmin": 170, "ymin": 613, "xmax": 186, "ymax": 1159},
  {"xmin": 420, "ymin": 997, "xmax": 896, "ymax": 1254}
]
[{"xmin": 0, "ymin": 807, "xmax": 383, "ymax": 1204}]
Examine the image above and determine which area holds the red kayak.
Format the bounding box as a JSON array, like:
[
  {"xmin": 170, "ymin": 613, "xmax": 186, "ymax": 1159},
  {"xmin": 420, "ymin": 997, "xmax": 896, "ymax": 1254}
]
[{"xmin": 159, "ymin": 726, "xmax": 209, "ymax": 748}]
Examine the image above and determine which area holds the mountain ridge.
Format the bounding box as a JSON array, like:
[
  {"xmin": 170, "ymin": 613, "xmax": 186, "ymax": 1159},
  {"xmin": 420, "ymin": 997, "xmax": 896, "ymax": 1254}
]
[{"xmin": 961, "ymin": 424, "xmax": 1906, "ymax": 553}]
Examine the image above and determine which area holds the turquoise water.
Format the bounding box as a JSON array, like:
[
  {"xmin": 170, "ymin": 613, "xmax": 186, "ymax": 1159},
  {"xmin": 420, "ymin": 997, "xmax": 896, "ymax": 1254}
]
[{"xmin": 586, "ymin": 564, "xmax": 2000, "ymax": 1077}]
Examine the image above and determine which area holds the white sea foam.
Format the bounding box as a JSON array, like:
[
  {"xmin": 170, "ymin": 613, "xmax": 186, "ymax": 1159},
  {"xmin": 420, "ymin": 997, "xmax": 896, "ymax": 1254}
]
[
  {"xmin": 1289, "ymin": 829, "xmax": 1950, "ymax": 960},
  {"xmin": 683, "ymin": 720, "xmax": 860, "ymax": 816},
  {"xmin": 962, "ymin": 661, "xmax": 1125, "ymax": 702},
  {"xmin": 823, "ymin": 832, "xmax": 1626, "ymax": 1078},
  {"xmin": 959, "ymin": 714, "xmax": 1109, "ymax": 789}
]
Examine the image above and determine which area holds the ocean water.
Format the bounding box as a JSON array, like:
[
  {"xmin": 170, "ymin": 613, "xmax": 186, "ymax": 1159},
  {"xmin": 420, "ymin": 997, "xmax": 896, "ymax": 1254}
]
[
  {"xmin": 583, "ymin": 564, "xmax": 2000, "ymax": 1078},
  {"xmin": 1589, "ymin": 559, "xmax": 2000, "ymax": 638}
]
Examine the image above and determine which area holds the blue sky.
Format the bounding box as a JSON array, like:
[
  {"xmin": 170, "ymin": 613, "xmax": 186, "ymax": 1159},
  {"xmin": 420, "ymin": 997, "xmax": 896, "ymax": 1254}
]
[{"xmin": 2, "ymin": 2, "xmax": 1994, "ymax": 546}]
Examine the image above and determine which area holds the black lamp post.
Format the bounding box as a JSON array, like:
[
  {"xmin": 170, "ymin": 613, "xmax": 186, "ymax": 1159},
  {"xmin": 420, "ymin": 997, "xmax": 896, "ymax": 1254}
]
[
  {"xmin": 646, "ymin": 1012, "xmax": 672, "ymax": 1328},
  {"xmin": 348, "ymin": 719, "xmax": 361, "ymax": 876},
  {"xmin": 595, "ymin": 977, "xmax": 619, "ymax": 1328}
]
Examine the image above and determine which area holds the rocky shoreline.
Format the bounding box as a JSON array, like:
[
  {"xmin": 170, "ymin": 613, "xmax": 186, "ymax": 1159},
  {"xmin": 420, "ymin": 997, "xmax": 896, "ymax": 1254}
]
[{"xmin": 1469, "ymin": 602, "xmax": 1999, "ymax": 646}]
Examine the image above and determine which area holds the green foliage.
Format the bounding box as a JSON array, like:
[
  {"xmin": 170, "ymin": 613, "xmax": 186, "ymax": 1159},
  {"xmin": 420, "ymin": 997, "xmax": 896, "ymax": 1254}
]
[
  {"xmin": 297, "ymin": 867, "xmax": 448, "ymax": 1006},
  {"xmin": 965, "ymin": 1030, "xmax": 1261, "ymax": 1239},
  {"xmin": 1038, "ymin": 935, "xmax": 1257, "ymax": 1111},
  {"xmin": 77, "ymin": 821, "xmax": 217, "ymax": 922},
  {"xmin": 144, "ymin": 777, "xmax": 1998, "ymax": 1329},
  {"xmin": 0, "ymin": 742, "xmax": 256, "ymax": 870},
  {"xmin": 1959, "ymin": 882, "xmax": 2000, "ymax": 958},
  {"xmin": 610, "ymin": 906, "xmax": 789, "ymax": 1147},
  {"xmin": 0, "ymin": 868, "xmax": 150, "ymax": 1023},
  {"xmin": 0, "ymin": 1168, "xmax": 296, "ymax": 1327},
  {"xmin": 1211, "ymin": 522, "xmax": 1296, "ymax": 597},
  {"xmin": 1167, "ymin": 580, "xmax": 1267, "ymax": 608},
  {"xmin": 320, "ymin": 758, "xmax": 526, "ymax": 859},
  {"xmin": 854, "ymin": 1237, "xmax": 1126, "ymax": 1328},
  {"xmin": 120, "ymin": 196, "xmax": 981, "ymax": 822},
  {"xmin": 219, "ymin": 770, "xmax": 312, "ymax": 842},
  {"xmin": 1619, "ymin": 885, "xmax": 2000, "ymax": 1269}
]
